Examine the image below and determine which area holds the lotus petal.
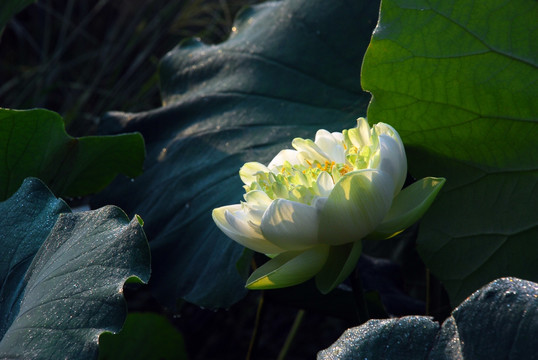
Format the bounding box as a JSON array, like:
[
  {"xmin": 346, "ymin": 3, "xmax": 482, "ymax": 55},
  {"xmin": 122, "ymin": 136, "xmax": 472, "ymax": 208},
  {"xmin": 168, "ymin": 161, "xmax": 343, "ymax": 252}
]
[
  {"xmin": 367, "ymin": 177, "xmax": 446, "ymax": 240},
  {"xmin": 239, "ymin": 162, "xmax": 270, "ymax": 185},
  {"xmin": 212, "ymin": 205, "xmax": 284, "ymax": 254},
  {"xmin": 315, "ymin": 240, "xmax": 362, "ymax": 294},
  {"xmin": 268, "ymin": 149, "xmax": 301, "ymax": 170},
  {"xmin": 246, "ymin": 245, "xmax": 329, "ymax": 289},
  {"xmin": 319, "ymin": 169, "xmax": 394, "ymax": 245},
  {"xmin": 315, "ymin": 129, "xmax": 346, "ymax": 163},
  {"xmin": 292, "ymin": 138, "xmax": 330, "ymax": 164},
  {"xmin": 376, "ymin": 133, "xmax": 407, "ymax": 196},
  {"xmin": 260, "ymin": 198, "xmax": 319, "ymax": 250}
]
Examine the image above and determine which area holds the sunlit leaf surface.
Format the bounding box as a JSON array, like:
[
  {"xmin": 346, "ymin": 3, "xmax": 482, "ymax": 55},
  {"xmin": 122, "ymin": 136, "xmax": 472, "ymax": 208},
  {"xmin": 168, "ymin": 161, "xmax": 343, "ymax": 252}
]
[{"xmin": 361, "ymin": 0, "xmax": 538, "ymax": 305}]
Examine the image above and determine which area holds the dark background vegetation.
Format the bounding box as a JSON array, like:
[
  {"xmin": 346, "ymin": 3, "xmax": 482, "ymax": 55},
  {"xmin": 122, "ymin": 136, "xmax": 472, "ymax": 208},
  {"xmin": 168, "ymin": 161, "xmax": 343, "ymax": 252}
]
[
  {"xmin": 0, "ymin": 1, "xmax": 450, "ymax": 358},
  {"xmin": 0, "ymin": 0, "xmax": 262, "ymax": 136}
]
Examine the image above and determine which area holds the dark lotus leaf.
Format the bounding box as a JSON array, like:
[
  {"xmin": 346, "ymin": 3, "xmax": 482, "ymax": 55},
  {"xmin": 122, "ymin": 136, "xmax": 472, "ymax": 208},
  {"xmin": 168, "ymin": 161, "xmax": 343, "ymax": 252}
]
[
  {"xmin": 92, "ymin": 0, "xmax": 380, "ymax": 309},
  {"xmin": 318, "ymin": 277, "xmax": 538, "ymax": 360},
  {"xmin": 0, "ymin": 178, "xmax": 151, "ymax": 359}
]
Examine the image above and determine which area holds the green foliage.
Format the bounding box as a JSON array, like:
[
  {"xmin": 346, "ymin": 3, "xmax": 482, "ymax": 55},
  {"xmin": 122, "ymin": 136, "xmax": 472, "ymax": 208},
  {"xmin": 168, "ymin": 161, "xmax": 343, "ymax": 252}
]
[
  {"xmin": 0, "ymin": 108, "xmax": 144, "ymax": 200},
  {"xmin": 0, "ymin": 0, "xmax": 264, "ymax": 134},
  {"xmin": 0, "ymin": 0, "xmax": 35, "ymax": 36},
  {"xmin": 361, "ymin": 0, "xmax": 538, "ymax": 305},
  {"xmin": 319, "ymin": 277, "xmax": 538, "ymax": 359},
  {"xmin": 0, "ymin": 178, "xmax": 70, "ymax": 337},
  {"xmin": 99, "ymin": 313, "xmax": 187, "ymax": 360},
  {"xmin": 0, "ymin": 178, "xmax": 151, "ymax": 359},
  {"xmin": 92, "ymin": 0, "xmax": 381, "ymax": 308},
  {"xmin": 2, "ymin": 0, "xmax": 535, "ymax": 355}
]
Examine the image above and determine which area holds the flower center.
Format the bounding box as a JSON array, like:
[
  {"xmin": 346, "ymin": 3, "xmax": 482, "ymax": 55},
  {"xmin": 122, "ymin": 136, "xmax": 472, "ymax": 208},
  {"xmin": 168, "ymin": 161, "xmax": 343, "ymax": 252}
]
[
  {"xmin": 244, "ymin": 123, "xmax": 381, "ymax": 205},
  {"xmin": 245, "ymin": 158, "xmax": 358, "ymax": 205}
]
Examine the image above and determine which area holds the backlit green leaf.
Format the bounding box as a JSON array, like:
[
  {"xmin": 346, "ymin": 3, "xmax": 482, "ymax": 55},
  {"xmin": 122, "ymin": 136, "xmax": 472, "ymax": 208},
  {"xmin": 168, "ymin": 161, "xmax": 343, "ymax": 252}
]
[
  {"xmin": 361, "ymin": 0, "xmax": 538, "ymax": 305},
  {"xmin": 0, "ymin": 108, "xmax": 144, "ymax": 200},
  {"xmin": 98, "ymin": 313, "xmax": 187, "ymax": 360}
]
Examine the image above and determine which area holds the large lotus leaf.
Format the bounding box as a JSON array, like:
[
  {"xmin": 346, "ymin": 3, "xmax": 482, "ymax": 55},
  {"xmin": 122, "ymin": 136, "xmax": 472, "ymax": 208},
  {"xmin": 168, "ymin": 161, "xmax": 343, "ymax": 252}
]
[
  {"xmin": 0, "ymin": 177, "xmax": 70, "ymax": 338},
  {"xmin": 92, "ymin": 0, "xmax": 381, "ymax": 308},
  {"xmin": 98, "ymin": 313, "xmax": 187, "ymax": 360},
  {"xmin": 318, "ymin": 277, "xmax": 538, "ymax": 359},
  {"xmin": 361, "ymin": 0, "xmax": 538, "ymax": 305},
  {"xmin": 0, "ymin": 108, "xmax": 145, "ymax": 200},
  {"xmin": 0, "ymin": 178, "xmax": 151, "ymax": 359},
  {"xmin": 0, "ymin": 0, "xmax": 35, "ymax": 36}
]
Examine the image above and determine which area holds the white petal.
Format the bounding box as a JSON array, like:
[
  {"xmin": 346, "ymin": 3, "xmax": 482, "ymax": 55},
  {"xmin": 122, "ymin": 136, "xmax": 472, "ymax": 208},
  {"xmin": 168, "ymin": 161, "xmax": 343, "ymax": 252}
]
[
  {"xmin": 312, "ymin": 196, "xmax": 327, "ymax": 211},
  {"xmin": 244, "ymin": 190, "xmax": 273, "ymax": 206},
  {"xmin": 374, "ymin": 123, "xmax": 406, "ymax": 165},
  {"xmin": 315, "ymin": 129, "xmax": 346, "ymax": 163},
  {"xmin": 318, "ymin": 169, "xmax": 394, "ymax": 245},
  {"xmin": 358, "ymin": 118, "xmax": 373, "ymax": 145},
  {"xmin": 292, "ymin": 138, "xmax": 330, "ymax": 164},
  {"xmin": 260, "ymin": 199, "xmax": 319, "ymax": 251},
  {"xmin": 373, "ymin": 122, "xmax": 403, "ymax": 145},
  {"xmin": 331, "ymin": 131, "xmax": 344, "ymax": 143},
  {"xmin": 242, "ymin": 190, "xmax": 273, "ymax": 225},
  {"xmin": 349, "ymin": 117, "xmax": 373, "ymax": 148},
  {"xmin": 268, "ymin": 149, "xmax": 301, "ymax": 170},
  {"xmin": 375, "ymin": 134, "xmax": 407, "ymax": 196},
  {"xmin": 239, "ymin": 162, "xmax": 270, "ymax": 185},
  {"xmin": 373, "ymin": 122, "xmax": 406, "ymax": 191},
  {"xmin": 212, "ymin": 205, "xmax": 285, "ymax": 254},
  {"xmin": 316, "ymin": 171, "xmax": 334, "ymax": 197}
]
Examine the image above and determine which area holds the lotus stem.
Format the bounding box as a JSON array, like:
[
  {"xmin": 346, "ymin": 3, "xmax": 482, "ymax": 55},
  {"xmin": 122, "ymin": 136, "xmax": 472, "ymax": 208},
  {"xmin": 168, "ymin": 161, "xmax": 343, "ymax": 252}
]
[
  {"xmin": 246, "ymin": 292, "xmax": 265, "ymax": 360},
  {"xmin": 351, "ymin": 267, "xmax": 369, "ymax": 324},
  {"xmin": 426, "ymin": 268, "xmax": 431, "ymax": 316},
  {"xmin": 277, "ymin": 309, "xmax": 305, "ymax": 360}
]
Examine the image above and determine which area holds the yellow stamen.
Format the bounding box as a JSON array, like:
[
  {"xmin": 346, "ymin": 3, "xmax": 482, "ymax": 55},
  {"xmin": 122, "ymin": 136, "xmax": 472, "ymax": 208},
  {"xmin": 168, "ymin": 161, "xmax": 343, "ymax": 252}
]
[
  {"xmin": 339, "ymin": 164, "xmax": 353, "ymax": 176},
  {"xmin": 348, "ymin": 146, "xmax": 358, "ymax": 155}
]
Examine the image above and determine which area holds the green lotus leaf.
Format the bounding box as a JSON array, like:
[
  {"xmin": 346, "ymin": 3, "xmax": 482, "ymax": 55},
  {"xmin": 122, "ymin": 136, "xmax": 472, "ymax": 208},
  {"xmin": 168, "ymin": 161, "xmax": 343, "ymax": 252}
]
[
  {"xmin": 0, "ymin": 177, "xmax": 70, "ymax": 336},
  {"xmin": 98, "ymin": 313, "xmax": 187, "ymax": 360},
  {"xmin": 0, "ymin": 108, "xmax": 144, "ymax": 200},
  {"xmin": 361, "ymin": 0, "xmax": 538, "ymax": 305},
  {"xmin": 0, "ymin": 178, "xmax": 151, "ymax": 359}
]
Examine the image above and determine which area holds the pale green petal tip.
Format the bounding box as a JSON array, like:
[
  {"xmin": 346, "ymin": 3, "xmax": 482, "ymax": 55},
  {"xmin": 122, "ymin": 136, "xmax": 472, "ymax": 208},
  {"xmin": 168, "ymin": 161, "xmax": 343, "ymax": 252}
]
[
  {"xmin": 356, "ymin": 117, "xmax": 369, "ymax": 128},
  {"xmin": 245, "ymin": 246, "xmax": 329, "ymax": 290},
  {"xmin": 367, "ymin": 176, "xmax": 446, "ymax": 240},
  {"xmin": 211, "ymin": 206, "xmax": 230, "ymax": 227},
  {"xmin": 239, "ymin": 162, "xmax": 269, "ymax": 185}
]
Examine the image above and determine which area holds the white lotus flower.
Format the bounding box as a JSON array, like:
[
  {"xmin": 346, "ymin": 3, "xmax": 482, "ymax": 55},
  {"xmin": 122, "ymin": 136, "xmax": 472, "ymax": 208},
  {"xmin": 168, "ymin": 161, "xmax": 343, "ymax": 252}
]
[{"xmin": 212, "ymin": 118, "xmax": 444, "ymax": 292}]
